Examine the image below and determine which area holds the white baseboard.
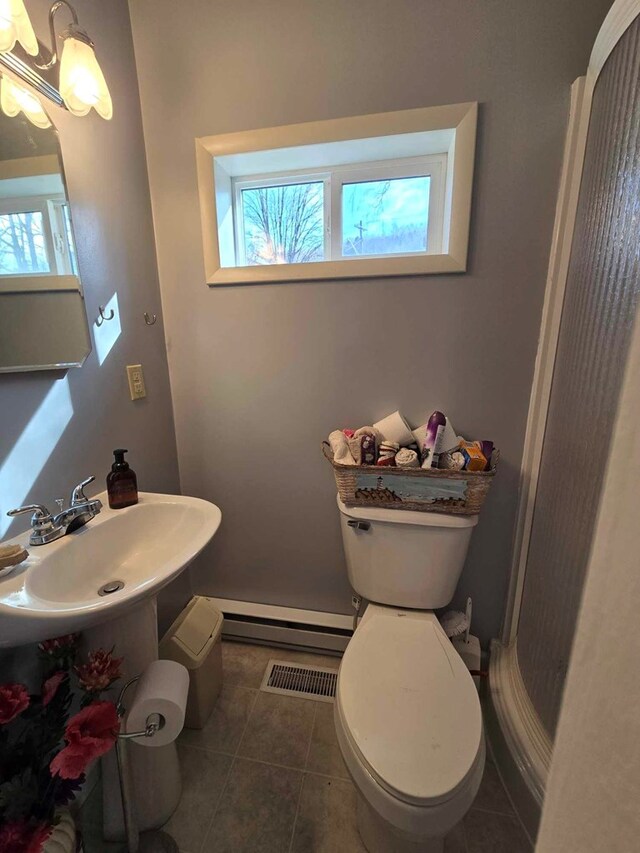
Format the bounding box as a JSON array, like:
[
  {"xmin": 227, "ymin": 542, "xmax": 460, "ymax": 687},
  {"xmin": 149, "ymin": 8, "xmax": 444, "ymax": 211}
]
[
  {"xmin": 206, "ymin": 597, "xmax": 353, "ymax": 653},
  {"xmin": 486, "ymin": 639, "xmax": 552, "ymax": 843}
]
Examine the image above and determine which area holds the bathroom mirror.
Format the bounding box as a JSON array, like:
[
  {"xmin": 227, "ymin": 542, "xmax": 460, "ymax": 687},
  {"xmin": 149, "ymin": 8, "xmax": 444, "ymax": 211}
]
[{"xmin": 0, "ymin": 91, "xmax": 91, "ymax": 372}]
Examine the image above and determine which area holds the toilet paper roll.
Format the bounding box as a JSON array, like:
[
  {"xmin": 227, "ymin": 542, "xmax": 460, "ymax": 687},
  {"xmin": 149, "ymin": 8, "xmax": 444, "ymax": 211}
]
[
  {"xmin": 125, "ymin": 659, "xmax": 189, "ymax": 748},
  {"xmin": 373, "ymin": 411, "xmax": 414, "ymax": 447}
]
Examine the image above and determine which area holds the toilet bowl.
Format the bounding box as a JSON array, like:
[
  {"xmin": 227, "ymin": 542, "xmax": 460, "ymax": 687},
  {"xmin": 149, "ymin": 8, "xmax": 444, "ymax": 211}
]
[
  {"xmin": 335, "ymin": 499, "xmax": 484, "ymax": 852},
  {"xmin": 335, "ymin": 605, "xmax": 484, "ymax": 852}
]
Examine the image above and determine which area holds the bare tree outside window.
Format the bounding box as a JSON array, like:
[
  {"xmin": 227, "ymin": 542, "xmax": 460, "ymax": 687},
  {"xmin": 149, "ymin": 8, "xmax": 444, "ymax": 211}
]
[
  {"xmin": 241, "ymin": 182, "xmax": 324, "ymax": 265},
  {"xmin": 0, "ymin": 210, "xmax": 49, "ymax": 275}
]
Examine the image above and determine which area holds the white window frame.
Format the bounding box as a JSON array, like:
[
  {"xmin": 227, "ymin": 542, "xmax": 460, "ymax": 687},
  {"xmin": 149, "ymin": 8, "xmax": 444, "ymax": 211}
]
[
  {"xmin": 331, "ymin": 155, "xmax": 446, "ymax": 260},
  {"xmin": 231, "ymin": 154, "xmax": 446, "ymax": 269},
  {"xmin": 0, "ymin": 192, "xmax": 75, "ymax": 276},
  {"xmin": 233, "ymin": 172, "xmax": 331, "ymax": 267},
  {"xmin": 196, "ymin": 102, "xmax": 477, "ymax": 285}
]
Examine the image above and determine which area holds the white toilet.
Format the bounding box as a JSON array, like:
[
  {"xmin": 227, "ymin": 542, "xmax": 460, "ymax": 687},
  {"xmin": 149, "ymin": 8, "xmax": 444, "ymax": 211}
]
[{"xmin": 334, "ymin": 497, "xmax": 485, "ymax": 853}]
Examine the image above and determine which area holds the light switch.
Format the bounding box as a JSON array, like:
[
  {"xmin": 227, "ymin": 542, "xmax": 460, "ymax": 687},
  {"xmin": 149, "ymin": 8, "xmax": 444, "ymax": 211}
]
[{"xmin": 126, "ymin": 364, "xmax": 147, "ymax": 400}]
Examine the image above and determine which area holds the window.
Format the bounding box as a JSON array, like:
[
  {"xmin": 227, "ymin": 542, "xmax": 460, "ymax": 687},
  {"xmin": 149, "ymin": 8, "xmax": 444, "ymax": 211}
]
[
  {"xmin": 0, "ymin": 209, "xmax": 49, "ymax": 274},
  {"xmin": 197, "ymin": 103, "xmax": 477, "ymax": 284},
  {"xmin": 0, "ymin": 194, "xmax": 77, "ymax": 277},
  {"xmin": 233, "ymin": 156, "xmax": 445, "ymax": 269}
]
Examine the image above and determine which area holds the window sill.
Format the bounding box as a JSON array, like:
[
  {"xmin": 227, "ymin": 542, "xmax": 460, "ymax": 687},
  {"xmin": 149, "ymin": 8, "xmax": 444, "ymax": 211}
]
[{"xmin": 208, "ymin": 252, "xmax": 466, "ymax": 285}]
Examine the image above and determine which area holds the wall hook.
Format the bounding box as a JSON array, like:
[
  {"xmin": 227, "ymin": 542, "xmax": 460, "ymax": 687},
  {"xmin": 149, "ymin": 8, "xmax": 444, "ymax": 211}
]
[
  {"xmin": 144, "ymin": 312, "xmax": 157, "ymax": 326},
  {"xmin": 96, "ymin": 305, "xmax": 115, "ymax": 326}
]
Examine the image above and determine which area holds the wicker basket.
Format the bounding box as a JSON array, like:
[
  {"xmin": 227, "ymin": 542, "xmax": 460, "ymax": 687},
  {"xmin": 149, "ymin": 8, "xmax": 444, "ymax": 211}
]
[{"xmin": 323, "ymin": 442, "xmax": 496, "ymax": 516}]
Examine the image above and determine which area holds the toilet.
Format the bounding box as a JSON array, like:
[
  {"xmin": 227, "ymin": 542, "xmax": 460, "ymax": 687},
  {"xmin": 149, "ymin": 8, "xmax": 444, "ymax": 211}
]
[{"xmin": 334, "ymin": 497, "xmax": 485, "ymax": 853}]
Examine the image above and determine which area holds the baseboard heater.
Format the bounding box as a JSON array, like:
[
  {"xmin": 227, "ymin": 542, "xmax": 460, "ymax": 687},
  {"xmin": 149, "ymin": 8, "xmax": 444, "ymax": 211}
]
[{"xmin": 204, "ymin": 597, "xmax": 353, "ymax": 653}]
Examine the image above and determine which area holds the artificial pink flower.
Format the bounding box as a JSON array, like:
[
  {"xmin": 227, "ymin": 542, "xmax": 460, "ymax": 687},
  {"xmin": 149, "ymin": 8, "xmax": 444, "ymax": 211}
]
[
  {"xmin": 42, "ymin": 671, "xmax": 65, "ymax": 707},
  {"xmin": 74, "ymin": 648, "xmax": 123, "ymax": 694},
  {"xmin": 38, "ymin": 633, "xmax": 79, "ymax": 656},
  {"xmin": 49, "ymin": 701, "xmax": 120, "ymax": 779},
  {"xmin": 0, "ymin": 819, "xmax": 52, "ymax": 853},
  {"xmin": 0, "ymin": 683, "xmax": 30, "ymax": 725}
]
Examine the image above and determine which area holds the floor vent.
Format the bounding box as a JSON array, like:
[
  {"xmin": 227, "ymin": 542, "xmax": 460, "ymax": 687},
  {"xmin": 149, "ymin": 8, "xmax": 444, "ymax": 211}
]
[{"xmin": 261, "ymin": 659, "xmax": 338, "ymax": 702}]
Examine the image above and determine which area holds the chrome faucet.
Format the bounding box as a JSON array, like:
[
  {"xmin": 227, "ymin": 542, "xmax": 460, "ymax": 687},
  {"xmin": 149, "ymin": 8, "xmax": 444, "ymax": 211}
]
[{"xmin": 7, "ymin": 476, "xmax": 103, "ymax": 546}]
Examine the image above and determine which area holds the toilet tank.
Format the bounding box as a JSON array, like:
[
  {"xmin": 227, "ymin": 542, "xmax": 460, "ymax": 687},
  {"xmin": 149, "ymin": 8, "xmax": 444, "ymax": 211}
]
[{"xmin": 337, "ymin": 496, "xmax": 479, "ymax": 609}]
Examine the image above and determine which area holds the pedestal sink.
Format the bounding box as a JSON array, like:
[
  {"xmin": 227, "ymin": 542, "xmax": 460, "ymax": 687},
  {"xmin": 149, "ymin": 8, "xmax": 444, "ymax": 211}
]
[
  {"xmin": 0, "ymin": 491, "xmax": 222, "ymax": 839},
  {"xmin": 0, "ymin": 492, "xmax": 221, "ymax": 646}
]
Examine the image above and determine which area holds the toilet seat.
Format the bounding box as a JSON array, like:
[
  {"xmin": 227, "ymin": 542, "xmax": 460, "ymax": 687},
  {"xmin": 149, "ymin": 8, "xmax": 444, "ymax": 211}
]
[{"xmin": 336, "ymin": 605, "xmax": 483, "ymax": 808}]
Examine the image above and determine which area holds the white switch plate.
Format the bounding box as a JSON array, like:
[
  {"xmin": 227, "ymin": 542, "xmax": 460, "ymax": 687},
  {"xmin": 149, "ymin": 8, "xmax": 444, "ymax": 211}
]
[{"xmin": 126, "ymin": 364, "xmax": 146, "ymax": 400}]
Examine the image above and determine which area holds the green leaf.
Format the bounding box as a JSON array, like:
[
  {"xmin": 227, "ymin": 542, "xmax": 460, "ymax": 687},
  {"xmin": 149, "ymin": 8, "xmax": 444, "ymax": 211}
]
[{"xmin": 0, "ymin": 768, "xmax": 38, "ymax": 821}]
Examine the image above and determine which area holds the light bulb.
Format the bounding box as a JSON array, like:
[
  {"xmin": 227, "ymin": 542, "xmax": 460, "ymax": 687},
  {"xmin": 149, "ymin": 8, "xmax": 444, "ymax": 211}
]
[
  {"xmin": 59, "ymin": 30, "xmax": 112, "ymax": 120},
  {"xmin": 0, "ymin": 0, "xmax": 38, "ymax": 56},
  {"xmin": 1, "ymin": 75, "xmax": 51, "ymax": 128}
]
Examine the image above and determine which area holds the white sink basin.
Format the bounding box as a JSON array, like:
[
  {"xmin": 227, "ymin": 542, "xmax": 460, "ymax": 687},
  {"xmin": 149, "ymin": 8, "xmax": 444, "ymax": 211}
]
[{"xmin": 0, "ymin": 492, "xmax": 222, "ymax": 647}]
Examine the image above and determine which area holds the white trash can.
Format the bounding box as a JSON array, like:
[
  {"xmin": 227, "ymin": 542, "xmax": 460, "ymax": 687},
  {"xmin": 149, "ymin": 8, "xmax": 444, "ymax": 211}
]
[{"xmin": 159, "ymin": 596, "xmax": 224, "ymax": 729}]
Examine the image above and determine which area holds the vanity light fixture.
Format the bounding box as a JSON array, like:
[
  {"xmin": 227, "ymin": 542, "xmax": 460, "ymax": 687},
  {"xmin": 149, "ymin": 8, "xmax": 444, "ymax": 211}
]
[
  {"xmin": 36, "ymin": 0, "xmax": 112, "ymax": 119},
  {"xmin": 0, "ymin": 72, "xmax": 51, "ymax": 127},
  {"xmin": 0, "ymin": 0, "xmax": 38, "ymax": 56}
]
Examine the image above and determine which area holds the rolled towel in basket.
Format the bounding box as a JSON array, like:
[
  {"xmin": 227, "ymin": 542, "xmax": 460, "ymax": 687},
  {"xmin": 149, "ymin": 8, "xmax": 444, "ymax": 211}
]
[
  {"xmin": 329, "ymin": 430, "xmax": 356, "ymax": 465},
  {"xmin": 377, "ymin": 440, "xmax": 399, "ymax": 467},
  {"xmin": 395, "ymin": 448, "xmax": 419, "ymax": 468}
]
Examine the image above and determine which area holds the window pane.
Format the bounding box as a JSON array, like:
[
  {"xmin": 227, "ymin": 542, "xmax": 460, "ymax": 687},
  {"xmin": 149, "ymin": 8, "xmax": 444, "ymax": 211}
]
[
  {"xmin": 241, "ymin": 182, "xmax": 324, "ymax": 265},
  {"xmin": 0, "ymin": 210, "xmax": 50, "ymax": 275},
  {"xmin": 342, "ymin": 175, "xmax": 430, "ymax": 257}
]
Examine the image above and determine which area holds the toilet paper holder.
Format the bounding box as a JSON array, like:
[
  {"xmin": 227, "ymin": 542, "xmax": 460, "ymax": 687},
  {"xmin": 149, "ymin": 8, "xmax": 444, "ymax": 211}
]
[
  {"xmin": 116, "ymin": 675, "xmax": 165, "ymax": 740},
  {"xmin": 116, "ymin": 676, "xmax": 165, "ymax": 740},
  {"xmin": 114, "ymin": 675, "xmax": 179, "ymax": 853}
]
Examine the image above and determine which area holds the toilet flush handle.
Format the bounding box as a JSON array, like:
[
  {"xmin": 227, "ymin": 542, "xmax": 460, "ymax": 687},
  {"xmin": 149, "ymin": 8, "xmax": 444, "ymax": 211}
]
[{"xmin": 347, "ymin": 520, "xmax": 370, "ymax": 531}]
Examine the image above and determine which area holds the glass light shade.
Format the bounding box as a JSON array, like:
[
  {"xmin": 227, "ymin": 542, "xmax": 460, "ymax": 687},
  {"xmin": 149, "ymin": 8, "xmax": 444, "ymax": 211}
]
[
  {"xmin": 0, "ymin": 0, "xmax": 38, "ymax": 56},
  {"xmin": 59, "ymin": 34, "xmax": 112, "ymax": 120},
  {"xmin": 1, "ymin": 75, "xmax": 51, "ymax": 128}
]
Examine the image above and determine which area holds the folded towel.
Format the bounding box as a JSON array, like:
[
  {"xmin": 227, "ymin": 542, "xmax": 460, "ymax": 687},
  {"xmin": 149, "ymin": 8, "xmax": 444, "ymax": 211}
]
[
  {"xmin": 395, "ymin": 448, "xmax": 419, "ymax": 468},
  {"xmin": 329, "ymin": 430, "xmax": 356, "ymax": 465},
  {"xmin": 348, "ymin": 436, "xmax": 363, "ymax": 464},
  {"xmin": 379, "ymin": 440, "xmax": 400, "ymax": 457},
  {"xmin": 354, "ymin": 426, "xmax": 380, "ymax": 442},
  {"xmin": 376, "ymin": 455, "xmax": 396, "ymax": 467}
]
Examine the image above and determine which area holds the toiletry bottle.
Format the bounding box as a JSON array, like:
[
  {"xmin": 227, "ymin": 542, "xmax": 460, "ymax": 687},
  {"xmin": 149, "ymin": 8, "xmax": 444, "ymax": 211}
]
[{"xmin": 107, "ymin": 449, "xmax": 138, "ymax": 509}]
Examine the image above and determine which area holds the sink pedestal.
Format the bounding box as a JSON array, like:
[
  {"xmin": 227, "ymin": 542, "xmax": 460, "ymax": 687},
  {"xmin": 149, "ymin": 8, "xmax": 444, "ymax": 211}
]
[{"xmin": 83, "ymin": 598, "xmax": 182, "ymax": 841}]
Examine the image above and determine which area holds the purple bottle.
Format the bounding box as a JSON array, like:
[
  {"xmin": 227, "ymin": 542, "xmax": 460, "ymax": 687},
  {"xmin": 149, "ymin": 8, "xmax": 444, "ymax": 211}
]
[{"xmin": 421, "ymin": 411, "xmax": 447, "ymax": 469}]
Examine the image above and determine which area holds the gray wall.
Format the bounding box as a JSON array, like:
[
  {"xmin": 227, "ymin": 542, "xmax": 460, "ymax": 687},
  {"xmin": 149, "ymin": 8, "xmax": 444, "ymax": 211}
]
[
  {"xmin": 0, "ymin": 0, "xmax": 182, "ymax": 633},
  {"xmin": 129, "ymin": 0, "xmax": 611, "ymax": 644}
]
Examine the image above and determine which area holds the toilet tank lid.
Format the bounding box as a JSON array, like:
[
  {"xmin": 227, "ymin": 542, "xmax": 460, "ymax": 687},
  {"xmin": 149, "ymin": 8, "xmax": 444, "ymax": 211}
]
[{"xmin": 337, "ymin": 496, "xmax": 479, "ymax": 528}]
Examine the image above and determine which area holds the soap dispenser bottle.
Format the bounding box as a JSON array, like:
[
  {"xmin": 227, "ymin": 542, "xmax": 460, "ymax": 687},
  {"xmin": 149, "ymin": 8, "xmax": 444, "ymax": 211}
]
[{"xmin": 107, "ymin": 448, "xmax": 138, "ymax": 509}]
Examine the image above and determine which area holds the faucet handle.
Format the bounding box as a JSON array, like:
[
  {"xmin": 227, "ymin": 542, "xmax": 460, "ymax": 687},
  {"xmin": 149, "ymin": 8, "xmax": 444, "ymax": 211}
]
[
  {"xmin": 70, "ymin": 476, "xmax": 95, "ymax": 506},
  {"xmin": 54, "ymin": 498, "xmax": 65, "ymax": 513},
  {"xmin": 7, "ymin": 504, "xmax": 52, "ymax": 521}
]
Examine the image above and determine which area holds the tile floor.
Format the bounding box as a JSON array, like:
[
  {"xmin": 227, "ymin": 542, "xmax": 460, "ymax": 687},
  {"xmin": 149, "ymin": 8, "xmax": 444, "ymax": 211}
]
[{"xmin": 78, "ymin": 641, "xmax": 532, "ymax": 853}]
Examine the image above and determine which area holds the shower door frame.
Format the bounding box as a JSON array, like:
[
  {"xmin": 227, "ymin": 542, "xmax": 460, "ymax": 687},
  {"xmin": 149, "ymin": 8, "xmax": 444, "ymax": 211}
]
[
  {"xmin": 503, "ymin": 0, "xmax": 640, "ymax": 645},
  {"xmin": 489, "ymin": 0, "xmax": 640, "ymax": 840}
]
